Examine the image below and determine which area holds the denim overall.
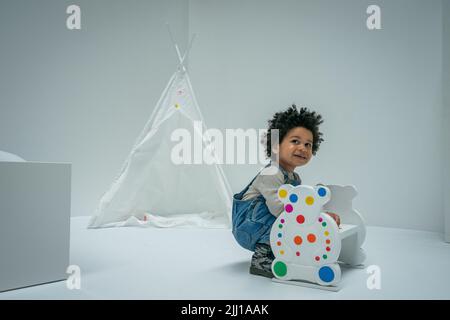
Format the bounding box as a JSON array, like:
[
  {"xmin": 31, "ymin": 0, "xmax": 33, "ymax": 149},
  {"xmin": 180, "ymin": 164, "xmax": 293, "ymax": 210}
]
[{"xmin": 232, "ymin": 165, "xmax": 301, "ymax": 251}]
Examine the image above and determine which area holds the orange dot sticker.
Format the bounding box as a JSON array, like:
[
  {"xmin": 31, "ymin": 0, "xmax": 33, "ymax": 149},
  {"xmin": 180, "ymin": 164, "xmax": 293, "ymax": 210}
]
[
  {"xmin": 305, "ymin": 196, "xmax": 314, "ymax": 205},
  {"xmin": 307, "ymin": 234, "xmax": 316, "ymax": 243},
  {"xmin": 277, "ymin": 241, "xmax": 282, "ymax": 246},
  {"xmin": 279, "ymin": 189, "xmax": 287, "ymax": 198},
  {"xmin": 294, "ymin": 236, "xmax": 303, "ymax": 245}
]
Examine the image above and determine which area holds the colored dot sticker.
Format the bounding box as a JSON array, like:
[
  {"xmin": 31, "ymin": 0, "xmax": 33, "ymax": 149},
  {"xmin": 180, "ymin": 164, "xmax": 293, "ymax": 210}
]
[
  {"xmin": 324, "ymin": 231, "xmax": 329, "ymax": 236},
  {"xmin": 289, "ymin": 194, "xmax": 298, "ymax": 203},
  {"xmin": 279, "ymin": 189, "xmax": 287, "ymax": 198},
  {"xmin": 175, "ymin": 103, "xmax": 180, "ymax": 109},
  {"xmin": 277, "ymin": 241, "xmax": 282, "ymax": 246},
  {"xmin": 318, "ymin": 266, "xmax": 335, "ymax": 283},
  {"xmin": 273, "ymin": 261, "xmax": 287, "ymax": 277},
  {"xmin": 326, "ymin": 247, "xmax": 331, "ymax": 251},
  {"xmin": 326, "ymin": 239, "xmax": 331, "ymax": 244},
  {"xmin": 318, "ymin": 187, "xmax": 327, "ymax": 197},
  {"xmin": 278, "ymin": 233, "xmax": 282, "ymax": 238},
  {"xmin": 307, "ymin": 234, "xmax": 317, "ymax": 243},
  {"xmin": 280, "ymin": 250, "xmax": 285, "ymax": 255},
  {"xmin": 294, "ymin": 236, "xmax": 303, "ymax": 245},
  {"xmin": 296, "ymin": 252, "xmax": 300, "ymax": 256},
  {"xmin": 305, "ymin": 196, "xmax": 314, "ymax": 205},
  {"xmin": 323, "ymin": 254, "xmax": 328, "ymax": 259},
  {"xmin": 278, "ymin": 224, "xmax": 283, "ymax": 229},
  {"xmin": 315, "ymin": 256, "xmax": 320, "ymax": 261},
  {"xmin": 296, "ymin": 215, "xmax": 305, "ymax": 224},
  {"xmin": 285, "ymin": 204, "xmax": 293, "ymax": 213},
  {"xmin": 318, "ymin": 217, "xmax": 323, "ymax": 222},
  {"xmin": 280, "ymin": 219, "xmax": 285, "ymax": 224},
  {"xmin": 322, "ymin": 222, "xmax": 327, "ymax": 227}
]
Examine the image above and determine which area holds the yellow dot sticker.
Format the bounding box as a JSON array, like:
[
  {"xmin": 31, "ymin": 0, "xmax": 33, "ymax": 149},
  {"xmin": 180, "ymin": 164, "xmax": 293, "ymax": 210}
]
[
  {"xmin": 175, "ymin": 103, "xmax": 180, "ymax": 109},
  {"xmin": 305, "ymin": 196, "xmax": 314, "ymax": 205},
  {"xmin": 280, "ymin": 250, "xmax": 285, "ymax": 255},
  {"xmin": 324, "ymin": 231, "xmax": 329, "ymax": 236},
  {"xmin": 279, "ymin": 189, "xmax": 287, "ymax": 198}
]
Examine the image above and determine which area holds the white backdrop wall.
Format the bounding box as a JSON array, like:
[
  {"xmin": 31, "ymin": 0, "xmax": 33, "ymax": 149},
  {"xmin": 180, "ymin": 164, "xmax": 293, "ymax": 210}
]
[
  {"xmin": 0, "ymin": 0, "xmax": 446, "ymax": 234},
  {"xmin": 0, "ymin": 0, "xmax": 188, "ymax": 219},
  {"xmin": 443, "ymin": 0, "xmax": 450, "ymax": 242},
  {"xmin": 188, "ymin": 0, "xmax": 445, "ymax": 233}
]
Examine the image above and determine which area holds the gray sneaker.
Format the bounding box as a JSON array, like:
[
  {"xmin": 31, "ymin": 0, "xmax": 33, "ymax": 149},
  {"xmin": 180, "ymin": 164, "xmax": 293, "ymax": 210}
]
[{"xmin": 249, "ymin": 243, "xmax": 274, "ymax": 278}]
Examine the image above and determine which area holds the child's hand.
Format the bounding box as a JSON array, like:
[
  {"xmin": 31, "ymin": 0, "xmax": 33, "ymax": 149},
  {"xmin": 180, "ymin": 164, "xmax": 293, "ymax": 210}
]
[{"xmin": 325, "ymin": 212, "xmax": 341, "ymax": 227}]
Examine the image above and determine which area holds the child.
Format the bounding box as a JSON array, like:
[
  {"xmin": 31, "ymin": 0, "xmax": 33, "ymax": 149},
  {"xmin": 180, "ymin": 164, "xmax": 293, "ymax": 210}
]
[{"xmin": 231, "ymin": 105, "xmax": 340, "ymax": 278}]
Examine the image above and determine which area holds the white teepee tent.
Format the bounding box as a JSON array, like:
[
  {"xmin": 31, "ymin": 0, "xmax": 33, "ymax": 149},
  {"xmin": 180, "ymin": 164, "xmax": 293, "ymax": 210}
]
[{"xmin": 88, "ymin": 33, "xmax": 232, "ymax": 229}]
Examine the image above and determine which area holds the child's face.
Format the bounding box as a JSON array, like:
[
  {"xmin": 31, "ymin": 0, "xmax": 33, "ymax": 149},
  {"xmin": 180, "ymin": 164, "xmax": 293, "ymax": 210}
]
[{"xmin": 276, "ymin": 127, "xmax": 314, "ymax": 172}]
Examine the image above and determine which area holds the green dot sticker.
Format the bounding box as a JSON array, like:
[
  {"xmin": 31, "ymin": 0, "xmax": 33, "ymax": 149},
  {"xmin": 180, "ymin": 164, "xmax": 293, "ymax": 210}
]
[
  {"xmin": 273, "ymin": 261, "xmax": 287, "ymax": 277},
  {"xmin": 278, "ymin": 224, "xmax": 283, "ymax": 229},
  {"xmin": 323, "ymin": 254, "xmax": 328, "ymax": 259},
  {"xmin": 322, "ymin": 222, "xmax": 327, "ymax": 227}
]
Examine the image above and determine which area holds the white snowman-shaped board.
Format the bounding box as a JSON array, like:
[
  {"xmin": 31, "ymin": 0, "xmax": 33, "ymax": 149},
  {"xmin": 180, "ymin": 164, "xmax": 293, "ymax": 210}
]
[{"xmin": 270, "ymin": 184, "xmax": 342, "ymax": 286}]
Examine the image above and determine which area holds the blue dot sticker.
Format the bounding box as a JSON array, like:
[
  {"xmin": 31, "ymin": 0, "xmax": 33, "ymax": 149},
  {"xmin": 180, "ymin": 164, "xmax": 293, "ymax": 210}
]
[
  {"xmin": 289, "ymin": 194, "xmax": 298, "ymax": 203},
  {"xmin": 318, "ymin": 266, "xmax": 335, "ymax": 283},
  {"xmin": 318, "ymin": 187, "xmax": 326, "ymax": 197}
]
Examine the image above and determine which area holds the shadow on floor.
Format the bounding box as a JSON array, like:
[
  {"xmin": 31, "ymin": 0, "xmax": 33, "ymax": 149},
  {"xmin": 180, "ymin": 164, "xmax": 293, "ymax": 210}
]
[{"xmin": 212, "ymin": 260, "xmax": 250, "ymax": 275}]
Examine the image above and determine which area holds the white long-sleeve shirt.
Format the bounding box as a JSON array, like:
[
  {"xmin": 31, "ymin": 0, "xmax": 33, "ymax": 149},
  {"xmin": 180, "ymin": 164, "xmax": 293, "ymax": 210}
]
[{"xmin": 241, "ymin": 166, "xmax": 301, "ymax": 217}]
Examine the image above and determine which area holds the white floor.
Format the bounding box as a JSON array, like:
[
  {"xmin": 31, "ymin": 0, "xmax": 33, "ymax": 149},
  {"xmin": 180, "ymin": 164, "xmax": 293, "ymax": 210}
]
[{"xmin": 1, "ymin": 216, "xmax": 449, "ymax": 299}]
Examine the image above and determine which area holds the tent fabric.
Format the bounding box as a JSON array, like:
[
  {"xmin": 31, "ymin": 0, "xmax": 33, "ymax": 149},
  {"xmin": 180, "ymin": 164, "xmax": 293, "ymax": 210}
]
[{"xmin": 88, "ymin": 68, "xmax": 233, "ymax": 229}]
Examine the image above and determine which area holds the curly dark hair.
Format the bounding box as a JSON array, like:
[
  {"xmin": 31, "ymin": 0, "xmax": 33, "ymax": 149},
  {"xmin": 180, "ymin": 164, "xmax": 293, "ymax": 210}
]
[{"xmin": 264, "ymin": 104, "xmax": 324, "ymax": 158}]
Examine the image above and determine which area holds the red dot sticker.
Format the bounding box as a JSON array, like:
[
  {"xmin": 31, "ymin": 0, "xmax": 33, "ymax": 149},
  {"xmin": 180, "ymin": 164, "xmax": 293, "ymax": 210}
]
[
  {"xmin": 296, "ymin": 252, "xmax": 300, "ymax": 256},
  {"xmin": 315, "ymin": 256, "xmax": 320, "ymax": 261},
  {"xmin": 296, "ymin": 215, "xmax": 305, "ymax": 224},
  {"xmin": 326, "ymin": 247, "xmax": 331, "ymax": 251}
]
